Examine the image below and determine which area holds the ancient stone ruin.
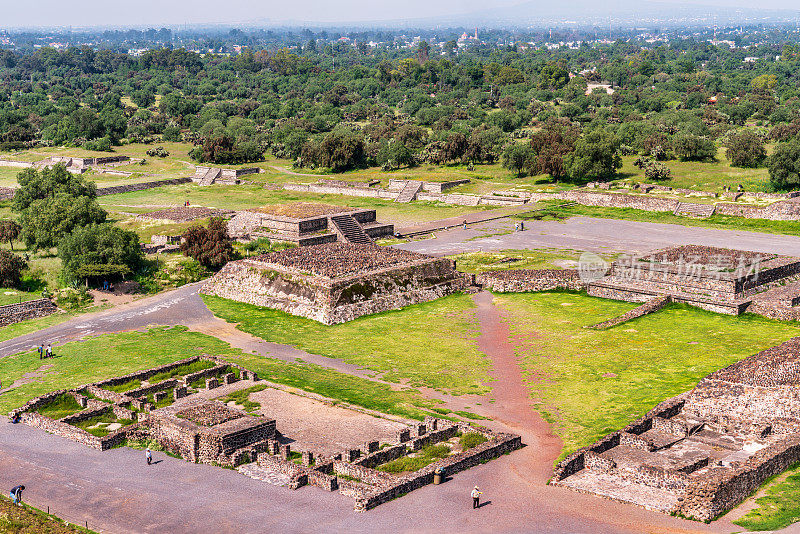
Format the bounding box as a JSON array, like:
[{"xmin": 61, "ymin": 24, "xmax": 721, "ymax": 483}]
[
  {"xmin": 11, "ymin": 357, "xmax": 521, "ymax": 512},
  {"xmin": 226, "ymin": 203, "xmax": 393, "ymax": 246},
  {"xmin": 9, "ymin": 355, "xmax": 262, "ymax": 465},
  {"xmin": 192, "ymin": 166, "xmax": 260, "ymax": 185},
  {"xmin": 201, "ymin": 242, "xmax": 473, "ymax": 324},
  {"xmin": 552, "ymin": 337, "xmax": 800, "ymax": 521},
  {"xmin": 242, "ymin": 415, "xmax": 522, "ymax": 512},
  {"xmin": 478, "ymin": 246, "xmax": 800, "ymax": 323},
  {"xmin": 588, "ymin": 245, "xmax": 800, "ymax": 317}
]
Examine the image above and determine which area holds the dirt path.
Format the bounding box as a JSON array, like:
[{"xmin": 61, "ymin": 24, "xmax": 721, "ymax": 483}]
[
  {"xmin": 470, "ymin": 291, "xmax": 563, "ymax": 482},
  {"xmin": 467, "ymin": 291, "xmax": 708, "ymax": 533}
]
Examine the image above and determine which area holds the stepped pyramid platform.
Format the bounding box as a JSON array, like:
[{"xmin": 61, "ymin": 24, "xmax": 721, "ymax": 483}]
[
  {"xmin": 227, "ymin": 203, "xmax": 393, "ymax": 246},
  {"xmin": 201, "ymin": 242, "xmax": 472, "ymax": 324},
  {"xmin": 587, "ymin": 245, "xmax": 800, "ymax": 315}
]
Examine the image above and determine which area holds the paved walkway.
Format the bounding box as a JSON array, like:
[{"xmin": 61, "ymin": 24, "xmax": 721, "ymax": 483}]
[
  {"xmin": 396, "ymin": 215, "xmax": 800, "ymax": 257},
  {"xmin": 395, "ymin": 205, "xmax": 534, "ymax": 237}
]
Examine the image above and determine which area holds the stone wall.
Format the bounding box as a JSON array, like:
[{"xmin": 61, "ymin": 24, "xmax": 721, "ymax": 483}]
[
  {"xmin": 202, "ymin": 255, "xmax": 473, "ymax": 325},
  {"xmin": 676, "ymin": 434, "xmax": 800, "ymax": 521},
  {"xmin": 0, "ymin": 298, "xmax": 57, "ymax": 327},
  {"xmin": 354, "ymin": 432, "xmax": 523, "ymax": 511},
  {"xmin": 551, "ymin": 394, "xmax": 689, "ymax": 482},
  {"xmin": 589, "ymin": 295, "xmax": 672, "ymax": 329},
  {"xmin": 283, "ymin": 183, "xmax": 399, "ymax": 200},
  {"xmin": 476, "ymin": 269, "xmax": 586, "ymax": 293},
  {"xmin": 96, "ymin": 177, "xmax": 192, "ymax": 197}
]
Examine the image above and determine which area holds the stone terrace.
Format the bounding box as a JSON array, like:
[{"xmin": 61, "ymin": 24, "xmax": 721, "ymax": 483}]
[
  {"xmin": 226, "ymin": 202, "xmax": 393, "ymax": 246},
  {"xmin": 587, "ymin": 245, "xmax": 800, "ymax": 316},
  {"xmin": 202, "ymin": 242, "xmax": 473, "ymax": 324},
  {"xmin": 553, "ymin": 337, "xmax": 800, "ymax": 521},
  {"xmin": 251, "ymin": 203, "xmax": 356, "ymax": 218},
  {"xmin": 254, "ymin": 242, "xmax": 428, "ymax": 279},
  {"xmin": 139, "ymin": 206, "xmax": 233, "ymax": 222}
]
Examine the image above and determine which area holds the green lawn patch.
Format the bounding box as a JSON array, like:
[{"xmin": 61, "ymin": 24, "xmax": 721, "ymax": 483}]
[
  {"xmin": 72, "ymin": 409, "xmax": 135, "ymax": 437},
  {"xmin": 459, "ymin": 432, "xmax": 488, "ymax": 449},
  {"xmin": 494, "ymin": 291, "xmax": 800, "ymax": 462},
  {"xmin": 0, "ymin": 326, "xmax": 439, "ymax": 421},
  {"xmin": 377, "ymin": 444, "xmax": 450, "ymax": 474},
  {"xmin": 201, "ymin": 293, "xmax": 489, "ymax": 395},
  {"xmin": 734, "ymin": 462, "xmax": 800, "ymax": 531},
  {"xmin": 34, "ymin": 393, "xmax": 84, "ymax": 420},
  {"xmin": 449, "ymin": 248, "xmax": 616, "ymax": 274},
  {"xmin": 220, "ymin": 384, "xmax": 269, "ymax": 412},
  {"xmin": 102, "ymin": 379, "xmax": 141, "ymax": 394},
  {"xmin": 0, "ymin": 494, "xmax": 97, "ymax": 534}
]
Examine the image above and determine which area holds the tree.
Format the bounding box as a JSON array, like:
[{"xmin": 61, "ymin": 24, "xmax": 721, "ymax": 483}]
[
  {"xmin": 301, "ymin": 128, "xmax": 365, "ymax": 172},
  {"xmin": 538, "ymin": 62, "xmax": 569, "ymax": 90},
  {"xmin": 672, "ymin": 134, "xmax": 717, "ymax": 162},
  {"xmin": 530, "ymin": 118, "xmax": 581, "ymax": 180},
  {"xmin": 725, "ymin": 130, "xmax": 766, "ymax": 168},
  {"xmin": 563, "ymin": 129, "xmax": 623, "ymax": 181},
  {"xmin": 768, "ymin": 139, "xmax": 800, "ymax": 191},
  {"xmin": 502, "ymin": 143, "xmax": 535, "ymax": 177},
  {"xmin": 180, "ymin": 217, "xmax": 235, "ymax": 270},
  {"xmin": 377, "ymin": 140, "xmax": 413, "ymax": 170},
  {"xmin": 13, "ymin": 165, "xmax": 97, "ymax": 213},
  {"xmin": 58, "ymin": 224, "xmax": 143, "ymax": 285},
  {"xmin": 0, "ymin": 250, "xmax": 26, "ymax": 288},
  {"xmin": 644, "ymin": 160, "xmax": 672, "ymax": 181},
  {"xmin": 0, "ymin": 220, "xmax": 21, "ymax": 251},
  {"xmin": 20, "ymin": 195, "xmax": 107, "ymax": 250}
]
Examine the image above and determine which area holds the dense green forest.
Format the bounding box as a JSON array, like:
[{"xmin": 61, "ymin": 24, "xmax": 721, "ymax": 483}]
[{"xmin": 4, "ymin": 38, "xmax": 800, "ymax": 186}]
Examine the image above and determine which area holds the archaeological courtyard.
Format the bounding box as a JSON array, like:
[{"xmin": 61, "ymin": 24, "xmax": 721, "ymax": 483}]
[{"xmin": 8, "ymin": 157, "xmax": 800, "ymax": 533}]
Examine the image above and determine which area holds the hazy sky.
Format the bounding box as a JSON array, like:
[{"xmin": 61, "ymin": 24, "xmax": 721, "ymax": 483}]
[
  {"xmin": 1, "ymin": 0, "xmax": 521, "ymax": 27},
  {"xmin": 1, "ymin": 0, "xmax": 799, "ymax": 28}
]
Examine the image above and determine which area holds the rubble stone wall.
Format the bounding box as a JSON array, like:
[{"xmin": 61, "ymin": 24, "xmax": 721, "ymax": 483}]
[
  {"xmin": 476, "ymin": 269, "xmax": 585, "ymax": 292},
  {"xmin": 0, "ymin": 299, "xmax": 57, "ymax": 327}
]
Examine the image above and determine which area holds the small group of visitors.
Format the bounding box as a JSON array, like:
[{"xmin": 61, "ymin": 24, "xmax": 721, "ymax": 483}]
[{"xmin": 37, "ymin": 344, "xmax": 52, "ymax": 360}]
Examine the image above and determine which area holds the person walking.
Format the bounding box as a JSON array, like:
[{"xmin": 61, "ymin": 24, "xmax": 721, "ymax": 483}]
[
  {"xmin": 9, "ymin": 485, "xmax": 24, "ymax": 506},
  {"xmin": 37, "ymin": 344, "xmax": 43, "ymax": 360},
  {"xmin": 471, "ymin": 486, "xmax": 482, "ymax": 509},
  {"xmin": 146, "ymin": 448, "xmax": 152, "ymax": 466},
  {"xmin": 45, "ymin": 344, "xmax": 52, "ymax": 359}
]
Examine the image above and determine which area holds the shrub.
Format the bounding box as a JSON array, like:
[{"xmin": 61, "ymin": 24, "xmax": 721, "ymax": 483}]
[{"xmin": 146, "ymin": 146, "xmax": 170, "ymax": 157}]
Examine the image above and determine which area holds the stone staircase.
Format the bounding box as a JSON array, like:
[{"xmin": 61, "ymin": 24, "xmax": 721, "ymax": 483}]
[
  {"xmin": 196, "ymin": 167, "xmax": 222, "ymax": 186},
  {"xmin": 330, "ymin": 214, "xmax": 373, "ymax": 244},
  {"xmin": 395, "ymin": 180, "xmax": 423, "ymax": 203},
  {"xmin": 673, "ymin": 202, "xmax": 715, "ymax": 219}
]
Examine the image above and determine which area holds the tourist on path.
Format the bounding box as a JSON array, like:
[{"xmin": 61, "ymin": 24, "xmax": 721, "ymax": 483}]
[
  {"xmin": 10, "ymin": 485, "xmax": 24, "ymax": 506},
  {"xmin": 471, "ymin": 486, "xmax": 482, "ymax": 509},
  {"xmin": 146, "ymin": 448, "xmax": 152, "ymax": 465}
]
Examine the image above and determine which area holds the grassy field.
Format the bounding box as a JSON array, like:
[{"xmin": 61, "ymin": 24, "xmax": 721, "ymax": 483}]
[
  {"xmin": 493, "ymin": 291, "xmax": 800, "ymax": 460},
  {"xmin": 526, "ymin": 202, "xmax": 800, "ymax": 237},
  {"xmin": 97, "ymin": 182, "xmax": 497, "ymax": 228},
  {"xmin": 201, "ymin": 293, "xmax": 489, "ymax": 395},
  {"xmin": 0, "ymin": 326, "xmax": 439, "ymax": 420},
  {"xmin": 450, "ymin": 248, "xmax": 616, "ymax": 274},
  {"xmin": 734, "ymin": 462, "xmax": 800, "ymax": 531}
]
